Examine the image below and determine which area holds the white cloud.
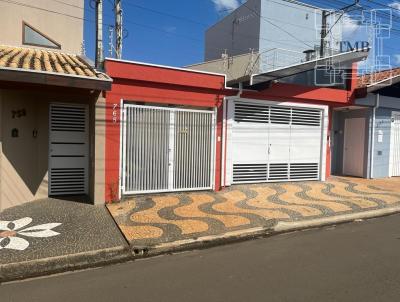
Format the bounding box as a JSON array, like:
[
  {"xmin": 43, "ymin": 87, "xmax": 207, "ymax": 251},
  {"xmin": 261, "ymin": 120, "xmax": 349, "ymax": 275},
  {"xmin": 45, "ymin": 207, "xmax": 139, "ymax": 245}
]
[
  {"xmin": 211, "ymin": 0, "xmax": 244, "ymax": 11},
  {"xmin": 342, "ymin": 13, "xmax": 360, "ymax": 35},
  {"xmin": 389, "ymin": 1, "xmax": 400, "ymax": 11},
  {"xmin": 163, "ymin": 26, "xmax": 177, "ymax": 34}
]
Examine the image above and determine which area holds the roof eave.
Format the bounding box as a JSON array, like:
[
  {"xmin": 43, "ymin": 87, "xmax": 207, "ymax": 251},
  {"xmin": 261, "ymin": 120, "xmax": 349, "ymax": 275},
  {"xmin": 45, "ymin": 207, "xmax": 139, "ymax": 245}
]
[
  {"xmin": 366, "ymin": 74, "xmax": 400, "ymax": 93},
  {"xmin": 0, "ymin": 67, "xmax": 112, "ymax": 91}
]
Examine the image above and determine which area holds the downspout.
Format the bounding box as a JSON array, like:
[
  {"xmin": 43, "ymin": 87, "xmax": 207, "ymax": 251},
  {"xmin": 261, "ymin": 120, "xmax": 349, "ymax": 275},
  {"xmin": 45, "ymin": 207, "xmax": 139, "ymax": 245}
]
[
  {"xmin": 237, "ymin": 82, "xmax": 243, "ymax": 97},
  {"xmin": 370, "ymin": 93, "xmax": 380, "ymax": 179}
]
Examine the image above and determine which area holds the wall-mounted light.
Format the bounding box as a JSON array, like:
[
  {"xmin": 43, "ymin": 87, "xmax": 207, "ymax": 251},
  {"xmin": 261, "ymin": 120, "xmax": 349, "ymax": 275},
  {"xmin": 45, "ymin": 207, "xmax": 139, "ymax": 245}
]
[{"xmin": 11, "ymin": 128, "xmax": 19, "ymax": 138}]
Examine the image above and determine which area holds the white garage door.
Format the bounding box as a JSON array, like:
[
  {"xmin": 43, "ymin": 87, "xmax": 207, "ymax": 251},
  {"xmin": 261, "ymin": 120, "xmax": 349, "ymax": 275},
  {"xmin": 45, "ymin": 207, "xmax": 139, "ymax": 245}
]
[{"xmin": 229, "ymin": 100, "xmax": 323, "ymax": 184}]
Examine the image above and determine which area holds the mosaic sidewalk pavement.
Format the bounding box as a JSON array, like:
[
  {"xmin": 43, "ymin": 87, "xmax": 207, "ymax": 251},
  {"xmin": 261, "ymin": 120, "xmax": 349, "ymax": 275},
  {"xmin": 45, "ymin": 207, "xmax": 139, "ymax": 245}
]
[
  {"xmin": 107, "ymin": 177, "xmax": 400, "ymax": 247},
  {"xmin": 0, "ymin": 199, "xmax": 127, "ymax": 264}
]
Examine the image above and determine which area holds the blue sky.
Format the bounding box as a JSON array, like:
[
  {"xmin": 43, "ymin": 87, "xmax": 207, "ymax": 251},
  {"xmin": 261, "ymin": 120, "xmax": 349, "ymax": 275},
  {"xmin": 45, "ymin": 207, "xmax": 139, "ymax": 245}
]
[{"xmin": 83, "ymin": 0, "xmax": 400, "ymax": 69}]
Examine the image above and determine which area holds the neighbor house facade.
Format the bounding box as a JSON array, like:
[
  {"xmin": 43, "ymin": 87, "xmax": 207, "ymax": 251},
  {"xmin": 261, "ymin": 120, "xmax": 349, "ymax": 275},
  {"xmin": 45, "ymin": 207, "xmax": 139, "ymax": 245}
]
[
  {"xmin": 331, "ymin": 68, "xmax": 400, "ymax": 180},
  {"xmin": 0, "ymin": 0, "xmax": 111, "ymax": 211}
]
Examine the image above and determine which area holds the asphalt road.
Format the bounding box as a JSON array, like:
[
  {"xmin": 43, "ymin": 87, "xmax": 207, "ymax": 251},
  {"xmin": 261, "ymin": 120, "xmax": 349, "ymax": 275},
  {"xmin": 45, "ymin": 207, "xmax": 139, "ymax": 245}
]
[{"xmin": 2, "ymin": 214, "xmax": 400, "ymax": 302}]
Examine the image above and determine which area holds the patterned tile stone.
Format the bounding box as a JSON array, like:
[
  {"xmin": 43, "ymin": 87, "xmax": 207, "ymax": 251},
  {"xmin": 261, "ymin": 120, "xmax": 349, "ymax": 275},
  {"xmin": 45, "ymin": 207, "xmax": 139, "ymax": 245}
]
[
  {"xmin": 108, "ymin": 177, "xmax": 400, "ymax": 248},
  {"xmin": 0, "ymin": 198, "xmax": 127, "ymax": 265}
]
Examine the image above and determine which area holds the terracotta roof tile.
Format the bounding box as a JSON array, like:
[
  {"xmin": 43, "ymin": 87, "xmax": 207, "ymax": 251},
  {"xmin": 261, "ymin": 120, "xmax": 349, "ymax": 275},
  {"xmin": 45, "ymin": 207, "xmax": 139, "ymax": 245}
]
[
  {"xmin": 0, "ymin": 45, "xmax": 109, "ymax": 80},
  {"xmin": 358, "ymin": 67, "xmax": 400, "ymax": 88}
]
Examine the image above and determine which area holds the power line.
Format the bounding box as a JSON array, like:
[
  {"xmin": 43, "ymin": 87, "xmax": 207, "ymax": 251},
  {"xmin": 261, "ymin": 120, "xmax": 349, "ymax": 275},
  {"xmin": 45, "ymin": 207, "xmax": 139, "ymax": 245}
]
[
  {"xmin": 51, "ymin": 0, "xmax": 85, "ymax": 10},
  {"xmin": 123, "ymin": 1, "xmax": 208, "ymax": 27},
  {"xmin": 4, "ymin": 0, "xmax": 400, "ymax": 63},
  {"xmin": 0, "ymin": 0, "xmax": 87, "ymax": 21}
]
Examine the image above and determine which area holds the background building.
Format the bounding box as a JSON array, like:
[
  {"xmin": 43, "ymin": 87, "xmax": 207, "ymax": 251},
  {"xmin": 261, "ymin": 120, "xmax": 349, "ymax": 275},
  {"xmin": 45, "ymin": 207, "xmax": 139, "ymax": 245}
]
[
  {"xmin": 205, "ymin": 0, "xmax": 343, "ymax": 72},
  {"xmin": 0, "ymin": 0, "xmax": 84, "ymax": 54}
]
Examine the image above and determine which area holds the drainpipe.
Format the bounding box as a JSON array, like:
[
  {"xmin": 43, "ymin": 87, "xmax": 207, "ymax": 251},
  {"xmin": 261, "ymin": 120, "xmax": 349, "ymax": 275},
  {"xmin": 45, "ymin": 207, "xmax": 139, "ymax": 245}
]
[
  {"xmin": 237, "ymin": 82, "xmax": 243, "ymax": 98},
  {"xmin": 370, "ymin": 93, "xmax": 380, "ymax": 179}
]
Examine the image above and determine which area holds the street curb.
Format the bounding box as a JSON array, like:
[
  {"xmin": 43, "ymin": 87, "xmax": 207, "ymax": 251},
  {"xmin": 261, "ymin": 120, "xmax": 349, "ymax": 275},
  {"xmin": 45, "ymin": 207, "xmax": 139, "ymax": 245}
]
[
  {"xmin": 143, "ymin": 226, "xmax": 272, "ymax": 257},
  {"xmin": 0, "ymin": 245, "xmax": 132, "ymax": 283},
  {"xmin": 273, "ymin": 206, "xmax": 400, "ymax": 233},
  {"xmin": 137, "ymin": 206, "xmax": 400, "ymax": 258}
]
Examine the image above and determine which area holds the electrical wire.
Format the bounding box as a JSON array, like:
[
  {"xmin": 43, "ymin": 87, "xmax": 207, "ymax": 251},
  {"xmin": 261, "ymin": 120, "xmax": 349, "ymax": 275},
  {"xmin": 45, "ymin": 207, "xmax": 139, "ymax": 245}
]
[
  {"xmin": 240, "ymin": 1, "xmax": 315, "ymax": 48},
  {"xmin": 3, "ymin": 0, "xmax": 400, "ymax": 64}
]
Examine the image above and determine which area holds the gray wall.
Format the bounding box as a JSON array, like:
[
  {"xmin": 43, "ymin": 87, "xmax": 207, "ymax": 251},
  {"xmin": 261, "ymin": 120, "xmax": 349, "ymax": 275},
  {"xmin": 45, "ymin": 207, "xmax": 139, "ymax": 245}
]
[
  {"xmin": 355, "ymin": 94, "xmax": 400, "ymax": 178},
  {"xmin": 372, "ymin": 108, "xmax": 392, "ymax": 178},
  {"xmin": 205, "ymin": 0, "xmax": 261, "ymax": 60},
  {"xmin": 331, "ymin": 108, "xmax": 371, "ymax": 178},
  {"xmin": 259, "ymin": 0, "xmax": 322, "ymax": 54}
]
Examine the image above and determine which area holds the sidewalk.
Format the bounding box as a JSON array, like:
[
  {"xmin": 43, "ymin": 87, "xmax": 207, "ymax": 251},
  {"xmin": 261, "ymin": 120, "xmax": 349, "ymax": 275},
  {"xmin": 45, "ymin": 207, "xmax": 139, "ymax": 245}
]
[
  {"xmin": 2, "ymin": 176, "xmax": 400, "ymax": 282},
  {"xmin": 108, "ymin": 176, "xmax": 400, "ymax": 252},
  {"xmin": 0, "ymin": 198, "xmax": 129, "ymax": 282}
]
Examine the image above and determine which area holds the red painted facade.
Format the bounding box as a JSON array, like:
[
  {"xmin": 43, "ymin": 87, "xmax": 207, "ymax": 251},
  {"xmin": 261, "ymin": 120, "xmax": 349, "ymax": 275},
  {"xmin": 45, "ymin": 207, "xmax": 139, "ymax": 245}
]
[
  {"xmin": 104, "ymin": 59, "xmax": 358, "ymax": 203},
  {"xmin": 105, "ymin": 59, "xmax": 226, "ymax": 202}
]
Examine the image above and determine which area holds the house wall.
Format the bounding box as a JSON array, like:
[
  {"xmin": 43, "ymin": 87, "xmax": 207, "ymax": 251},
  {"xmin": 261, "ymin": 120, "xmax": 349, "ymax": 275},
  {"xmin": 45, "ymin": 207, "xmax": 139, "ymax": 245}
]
[
  {"xmin": 205, "ymin": 0, "xmax": 261, "ymax": 61},
  {"xmin": 354, "ymin": 94, "xmax": 400, "ymax": 179},
  {"xmin": 0, "ymin": 91, "xmax": 3, "ymax": 211},
  {"xmin": 0, "ymin": 86, "xmax": 98, "ymax": 210},
  {"xmin": 187, "ymin": 53, "xmax": 259, "ymax": 82},
  {"xmin": 105, "ymin": 60, "xmax": 227, "ymax": 202},
  {"xmin": 331, "ymin": 108, "xmax": 371, "ymax": 178},
  {"xmin": 94, "ymin": 95, "xmax": 106, "ymax": 205},
  {"xmin": 0, "ymin": 0, "xmax": 83, "ymax": 54}
]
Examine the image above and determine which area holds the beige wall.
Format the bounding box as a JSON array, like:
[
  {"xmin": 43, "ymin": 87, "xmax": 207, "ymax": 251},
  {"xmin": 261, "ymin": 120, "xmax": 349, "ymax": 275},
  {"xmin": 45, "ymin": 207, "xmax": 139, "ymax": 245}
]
[
  {"xmin": 0, "ymin": 88, "xmax": 101, "ymax": 211},
  {"xmin": 93, "ymin": 95, "xmax": 106, "ymax": 205},
  {"xmin": 187, "ymin": 52, "xmax": 261, "ymax": 82},
  {"xmin": 0, "ymin": 0, "xmax": 84, "ymax": 54}
]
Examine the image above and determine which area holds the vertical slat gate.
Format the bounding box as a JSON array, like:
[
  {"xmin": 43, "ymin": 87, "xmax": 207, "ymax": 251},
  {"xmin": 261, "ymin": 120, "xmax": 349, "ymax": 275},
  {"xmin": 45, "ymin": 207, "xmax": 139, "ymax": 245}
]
[
  {"xmin": 122, "ymin": 104, "xmax": 215, "ymax": 194},
  {"xmin": 49, "ymin": 104, "xmax": 89, "ymax": 196},
  {"xmin": 174, "ymin": 111, "xmax": 213, "ymax": 190}
]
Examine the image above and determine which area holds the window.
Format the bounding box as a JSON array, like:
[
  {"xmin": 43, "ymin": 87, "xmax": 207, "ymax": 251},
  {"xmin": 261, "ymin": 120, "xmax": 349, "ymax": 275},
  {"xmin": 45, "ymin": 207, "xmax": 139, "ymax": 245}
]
[{"xmin": 22, "ymin": 22, "xmax": 61, "ymax": 49}]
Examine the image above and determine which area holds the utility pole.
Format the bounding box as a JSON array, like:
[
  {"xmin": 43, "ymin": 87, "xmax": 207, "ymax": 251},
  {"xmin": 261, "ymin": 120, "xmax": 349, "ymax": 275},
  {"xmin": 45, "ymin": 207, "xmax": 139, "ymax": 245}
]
[
  {"xmin": 115, "ymin": 0, "xmax": 123, "ymax": 59},
  {"xmin": 108, "ymin": 26, "xmax": 114, "ymax": 57},
  {"xmin": 95, "ymin": 0, "xmax": 104, "ymax": 69},
  {"xmin": 319, "ymin": 0, "xmax": 360, "ymax": 58},
  {"xmin": 320, "ymin": 10, "xmax": 328, "ymax": 58}
]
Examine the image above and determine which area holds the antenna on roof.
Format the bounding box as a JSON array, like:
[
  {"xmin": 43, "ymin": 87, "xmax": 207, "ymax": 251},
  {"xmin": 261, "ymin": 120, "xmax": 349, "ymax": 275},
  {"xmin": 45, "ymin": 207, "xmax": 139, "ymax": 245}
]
[{"xmin": 320, "ymin": 0, "xmax": 360, "ymax": 58}]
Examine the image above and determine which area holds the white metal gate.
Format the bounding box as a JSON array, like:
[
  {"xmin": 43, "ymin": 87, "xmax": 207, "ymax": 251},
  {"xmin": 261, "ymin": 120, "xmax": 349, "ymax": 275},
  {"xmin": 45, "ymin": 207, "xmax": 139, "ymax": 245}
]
[
  {"xmin": 229, "ymin": 100, "xmax": 323, "ymax": 184},
  {"xmin": 122, "ymin": 104, "xmax": 215, "ymax": 194},
  {"xmin": 391, "ymin": 112, "xmax": 400, "ymax": 177},
  {"xmin": 49, "ymin": 103, "xmax": 89, "ymax": 196}
]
